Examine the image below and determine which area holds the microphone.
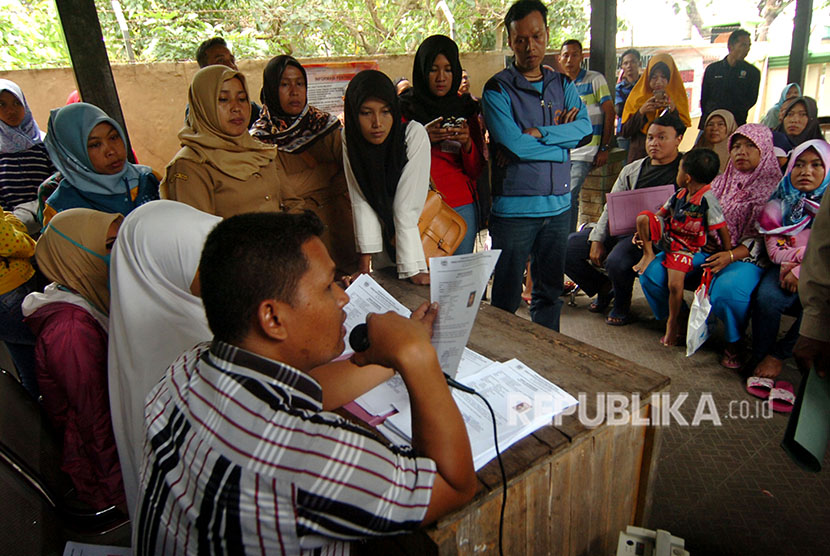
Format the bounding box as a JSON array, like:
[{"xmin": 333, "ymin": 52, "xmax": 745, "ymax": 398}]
[
  {"xmin": 349, "ymin": 323, "xmax": 370, "ymax": 352},
  {"xmin": 349, "ymin": 322, "xmax": 475, "ymax": 394}
]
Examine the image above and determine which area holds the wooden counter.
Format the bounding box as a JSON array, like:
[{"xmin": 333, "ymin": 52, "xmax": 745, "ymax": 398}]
[{"xmin": 360, "ymin": 271, "xmax": 670, "ymax": 555}]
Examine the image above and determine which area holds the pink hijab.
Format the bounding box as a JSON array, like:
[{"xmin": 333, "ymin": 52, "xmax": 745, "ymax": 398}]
[{"xmin": 711, "ymin": 124, "xmax": 783, "ymax": 243}]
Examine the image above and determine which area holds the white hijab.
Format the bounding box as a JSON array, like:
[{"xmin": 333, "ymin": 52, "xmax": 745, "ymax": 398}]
[{"xmin": 107, "ymin": 200, "xmax": 221, "ymax": 518}]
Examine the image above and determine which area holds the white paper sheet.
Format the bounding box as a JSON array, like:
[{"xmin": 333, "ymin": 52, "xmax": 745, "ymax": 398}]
[
  {"xmin": 341, "ymin": 273, "xmax": 412, "ymax": 357},
  {"xmin": 428, "ymin": 250, "xmax": 501, "ymax": 377},
  {"xmin": 380, "ymin": 358, "xmax": 578, "ymax": 470}
]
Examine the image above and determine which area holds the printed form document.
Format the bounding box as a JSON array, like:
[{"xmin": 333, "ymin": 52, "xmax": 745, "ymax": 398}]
[{"xmin": 343, "ymin": 252, "xmax": 578, "ymax": 470}]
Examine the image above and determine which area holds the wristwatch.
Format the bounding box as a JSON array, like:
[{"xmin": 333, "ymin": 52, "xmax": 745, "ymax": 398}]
[{"xmin": 599, "ymin": 145, "xmax": 610, "ymax": 152}]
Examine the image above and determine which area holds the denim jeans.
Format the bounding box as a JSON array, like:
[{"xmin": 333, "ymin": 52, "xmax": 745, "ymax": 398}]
[
  {"xmin": 569, "ymin": 160, "xmax": 593, "ymax": 233},
  {"xmin": 751, "ymin": 266, "xmax": 802, "ymax": 361},
  {"xmin": 489, "ymin": 211, "xmax": 570, "ymax": 331},
  {"xmin": 0, "ymin": 277, "xmax": 38, "ymax": 397},
  {"xmin": 564, "ymin": 228, "xmax": 642, "ymax": 317},
  {"xmin": 640, "ymin": 252, "xmax": 763, "ymax": 343},
  {"xmin": 454, "ymin": 202, "xmax": 478, "ymax": 255}
]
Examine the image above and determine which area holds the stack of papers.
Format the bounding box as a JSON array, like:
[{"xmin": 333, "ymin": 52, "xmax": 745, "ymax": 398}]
[
  {"xmin": 355, "ymin": 356, "xmax": 578, "ymax": 470},
  {"xmin": 342, "ymin": 255, "xmax": 578, "ymax": 470}
]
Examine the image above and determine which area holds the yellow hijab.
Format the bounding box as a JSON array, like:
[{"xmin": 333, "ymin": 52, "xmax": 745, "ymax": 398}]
[
  {"xmin": 169, "ymin": 66, "xmax": 276, "ymax": 181},
  {"xmin": 35, "ymin": 208, "xmax": 123, "ymax": 314},
  {"xmin": 622, "ymin": 53, "xmax": 691, "ymax": 133}
]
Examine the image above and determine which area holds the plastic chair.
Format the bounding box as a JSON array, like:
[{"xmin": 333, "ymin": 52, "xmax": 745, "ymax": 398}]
[{"xmin": 0, "ymin": 367, "xmax": 129, "ymax": 540}]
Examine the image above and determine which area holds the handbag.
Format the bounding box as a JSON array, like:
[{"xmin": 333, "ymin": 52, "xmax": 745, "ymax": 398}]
[
  {"xmin": 686, "ymin": 268, "xmax": 713, "ymax": 357},
  {"xmin": 418, "ymin": 184, "xmax": 467, "ymax": 264}
]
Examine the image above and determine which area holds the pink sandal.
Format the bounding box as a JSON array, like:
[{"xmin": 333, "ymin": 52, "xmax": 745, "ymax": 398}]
[
  {"xmin": 746, "ymin": 376, "xmax": 774, "ymax": 399},
  {"xmin": 720, "ymin": 348, "xmax": 743, "ymax": 369},
  {"xmin": 768, "ymin": 381, "xmax": 795, "ymax": 414}
]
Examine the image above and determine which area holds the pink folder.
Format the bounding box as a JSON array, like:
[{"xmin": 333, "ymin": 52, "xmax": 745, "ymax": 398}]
[{"xmin": 606, "ymin": 184, "xmax": 675, "ymax": 236}]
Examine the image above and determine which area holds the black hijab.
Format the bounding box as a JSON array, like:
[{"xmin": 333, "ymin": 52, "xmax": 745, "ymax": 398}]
[
  {"xmin": 399, "ymin": 35, "xmax": 479, "ymax": 124},
  {"xmin": 776, "ymin": 96, "xmax": 822, "ymax": 147},
  {"xmin": 344, "ymin": 70, "xmax": 408, "ymax": 255},
  {"xmin": 251, "ymin": 55, "xmax": 340, "ymax": 152}
]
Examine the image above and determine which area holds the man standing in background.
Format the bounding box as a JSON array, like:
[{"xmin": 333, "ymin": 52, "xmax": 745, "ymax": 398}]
[
  {"xmin": 699, "ymin": 29, "xmax": 760, "ymax": 128},
  {"xmin": 559, "ymin": 39, "xmax": 615, "ymax": 233},
  {"xmin": 615, "ymin": 48, "xmax": 641, "ymax": 154}
]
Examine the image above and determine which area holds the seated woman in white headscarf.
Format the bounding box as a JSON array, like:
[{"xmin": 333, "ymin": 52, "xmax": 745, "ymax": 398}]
[{"xmin": 109, "ymin": 200, "xmax": 395, "ymax": 518}]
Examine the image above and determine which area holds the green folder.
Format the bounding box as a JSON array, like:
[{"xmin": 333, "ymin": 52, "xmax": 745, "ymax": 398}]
[{"xmin": 781, "ymin": 368, "xmax": 830, "ymax": 472}]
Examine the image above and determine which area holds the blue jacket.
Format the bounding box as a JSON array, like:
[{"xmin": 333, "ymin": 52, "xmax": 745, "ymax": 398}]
[{"xmin": 483, "ymin": 64, "xmax": 591, "ymax": 198}]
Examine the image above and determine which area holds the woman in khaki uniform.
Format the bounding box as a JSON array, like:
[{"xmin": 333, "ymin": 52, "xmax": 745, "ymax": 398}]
[
  {"xmin": 161, "ymin": 66, "xmax": 289, "ymax": 218},
  {"xmin": 251, "ymin": 55, "xmax": 357, "ymax": 272}
]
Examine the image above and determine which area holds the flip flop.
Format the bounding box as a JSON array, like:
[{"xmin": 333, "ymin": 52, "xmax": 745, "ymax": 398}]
[
  {"xmin": 606, "ymin": 312, "xmax": 636, "ymax": 326},
  {"xmin": 746, "ymin": 376, "xmax": 775, "ymax": 400},
  {"xmin": 720, "ymin": 348, "xmax": 743, "ymax": 370},
  {"xmin": 589, "ymin": 291, "xmax": 614, "ymax": 313},
  {"xmin": 768, "ymin": 381, "xmax": 795, "ymax": 414}
]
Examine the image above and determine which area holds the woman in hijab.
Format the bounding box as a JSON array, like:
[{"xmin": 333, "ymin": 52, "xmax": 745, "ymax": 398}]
[
  {"xmin": 0, "ymin": 80, "xmax": 54, "ymax": 215},
  {"xmin": 40, "ymin": 103, "xmax": 159, "ymax": 226},
  {"xmin": 750, "ymin": 139, "xmax": 829, "ymax": 382},
  {"xmin": 251, "ymin": 55, "xmax": 357, "ymax": 271},
  {"xmin": 620, "ymin": 53, "xmax": 691, "ymax": 163},
  {"xmin": 640, "ymin": 124, "xmax": 782, "ymax": 367},
  {"xmin": 0, "ymin": 205, "xmax": 38, "ymax": 397},
  {"xmin": 694, "ymin": 109, "xmax": 737, "ymax": 174},
  {"xmin": 22, "ymin": 208, "xmax": 125, "ymax": 511},
  {"xmin": 399, "ymin": 35, "xmax": 484, "ymax": 254},
  {"xmin": 343, "ymin": 70, "xmax": 431, "ymax": 284},
  {"xmin": 761, "ymin": 82, "xmax": 801, "ymax": 129},
  {"xmin": 162, "ymin": 65, "xmax": 292, "ymax": 217},
  {"xmin": 772, "ymin": 96, "xmax": 822, "ymax": 166},
  {"xmin": 106, "ymin": 200, "xmax": 221, "ymax": 517}
]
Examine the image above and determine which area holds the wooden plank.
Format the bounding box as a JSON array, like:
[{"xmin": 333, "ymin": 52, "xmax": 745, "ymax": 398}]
[
  {"xmin": 549, "ymin": 449, "xmax": 573, "ymax": 555},
  {"xmin": 53, "ymin": 0, "xmax": 135, "ymax": 161},
  {"xmin": 587, "ymin": 426, "xmax": 614, "ymax": 555}
]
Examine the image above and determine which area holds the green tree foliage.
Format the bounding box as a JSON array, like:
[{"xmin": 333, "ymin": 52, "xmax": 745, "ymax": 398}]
[{"xmin": 1, "ymin": 0, "xmax": 589, "ymax": 70}]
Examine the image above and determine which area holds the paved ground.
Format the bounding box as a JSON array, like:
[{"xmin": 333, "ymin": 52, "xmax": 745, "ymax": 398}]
[{"xmin": 513, "ymin": 282, "xmax": 830, "ymax": 556}]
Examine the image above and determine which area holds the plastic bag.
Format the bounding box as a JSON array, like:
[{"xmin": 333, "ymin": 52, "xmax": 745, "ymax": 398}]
[{"xmin": 686, "ymin": 268, "xmax": 713, "ymax": 357}]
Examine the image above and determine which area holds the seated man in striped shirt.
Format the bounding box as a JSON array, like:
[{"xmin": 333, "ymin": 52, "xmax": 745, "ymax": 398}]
[{"xmin": 133, "ymin": 211, "xmax": 477, "ymax": 555}]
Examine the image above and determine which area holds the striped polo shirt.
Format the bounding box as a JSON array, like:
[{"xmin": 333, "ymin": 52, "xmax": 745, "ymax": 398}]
[
  {"xmin": 570, "ymin": 68, "xmax": 612, "ymax": 162},
  {"xmin": 134, "ymin": 340, "xmax": 436, "ymax": 555},
  {"xmin": 0, "ymin": 143, "xmax": 54, "ymax": 208}
]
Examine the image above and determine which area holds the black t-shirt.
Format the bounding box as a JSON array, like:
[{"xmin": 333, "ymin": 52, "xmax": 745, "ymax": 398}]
[{"xmin": 635, "ymin": 153, "xmax": 682, "ymax": 189}]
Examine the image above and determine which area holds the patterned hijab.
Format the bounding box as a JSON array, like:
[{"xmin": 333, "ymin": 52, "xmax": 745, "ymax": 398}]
[
  {"xmin": 251, "ymin": 55, "xmax": 340, "ymax": 153},
  {"xmin": 43, "ymin": 102, "xmax": 147, "ymax": 196},
  {"xmin": 0, "ymin": 79, "xmax": 43, "ymax": 154},
  {"xmin": 170, "ymin": 66, "xmax": 276, "ymax": 180},
  {"xmin": 344, "ymin": 70, "xmax": 408, "ymax": 256},
  {"xmin": 621, "ymin": 53, "xmax": 691, "ymax": 133},
  {"xmin": 35, "ymin": 208, "xmax": 123, "ymax": 314},
  {"xmin": 694, "ymin": 109, "xmax": 738, "ymax": 174},
  {"xmin": 711, "ymin": 124, "xmax": 783, "ymax": 242},
  {"xmin": 758, "ymin": 139, "xmax": 830, "ymax": 236},
  {"xmin": 399, "ymin": 34, "xmax": 479, "ymax": 124}
]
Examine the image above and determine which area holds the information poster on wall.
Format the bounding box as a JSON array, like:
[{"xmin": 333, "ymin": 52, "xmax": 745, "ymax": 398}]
[{"xmin": 305, "ymin": 61, "xmax": 379, "ymax": 119}]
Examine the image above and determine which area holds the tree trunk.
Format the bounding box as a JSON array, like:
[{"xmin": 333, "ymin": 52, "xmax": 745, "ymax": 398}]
[
  {"xmin": 685, "ymin": 0, "xmax": 706, "ymax": 38},
  {"xmin": 756, "ymin": 0, "xmax": 794, "ymax": 41}
]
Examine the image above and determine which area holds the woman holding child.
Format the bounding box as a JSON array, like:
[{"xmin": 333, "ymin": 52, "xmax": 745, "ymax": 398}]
[
  {"xmin": 749, "ymin": 139, "xmax": 829, "ymax": 382},
  {"xmin": 639, "ymin": 124, "xmax": 782, "ymax": 367}
]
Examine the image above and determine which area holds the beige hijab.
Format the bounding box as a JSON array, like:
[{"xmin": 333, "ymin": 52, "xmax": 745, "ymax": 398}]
[
  {"xmin": 35, "ymin": 208, "xmax": 123, "ymax": 314},
  {"xmin": 694, "ymin": 109, "xmax": 738, "ymax": 174},
  {"xmin": 169, "ymin": 66, "xmax": 276, "ymax": 180}
]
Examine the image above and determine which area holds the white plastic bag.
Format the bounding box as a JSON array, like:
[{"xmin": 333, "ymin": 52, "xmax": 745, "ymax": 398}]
[{"xmin": 686, "ymin": 268, "xmax": 713, "ymax": 357}]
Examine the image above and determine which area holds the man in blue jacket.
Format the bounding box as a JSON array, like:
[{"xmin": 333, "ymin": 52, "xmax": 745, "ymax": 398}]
[{"xmin": 482, "ymin": 0, "xmax": 591, "ymax": 331}]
